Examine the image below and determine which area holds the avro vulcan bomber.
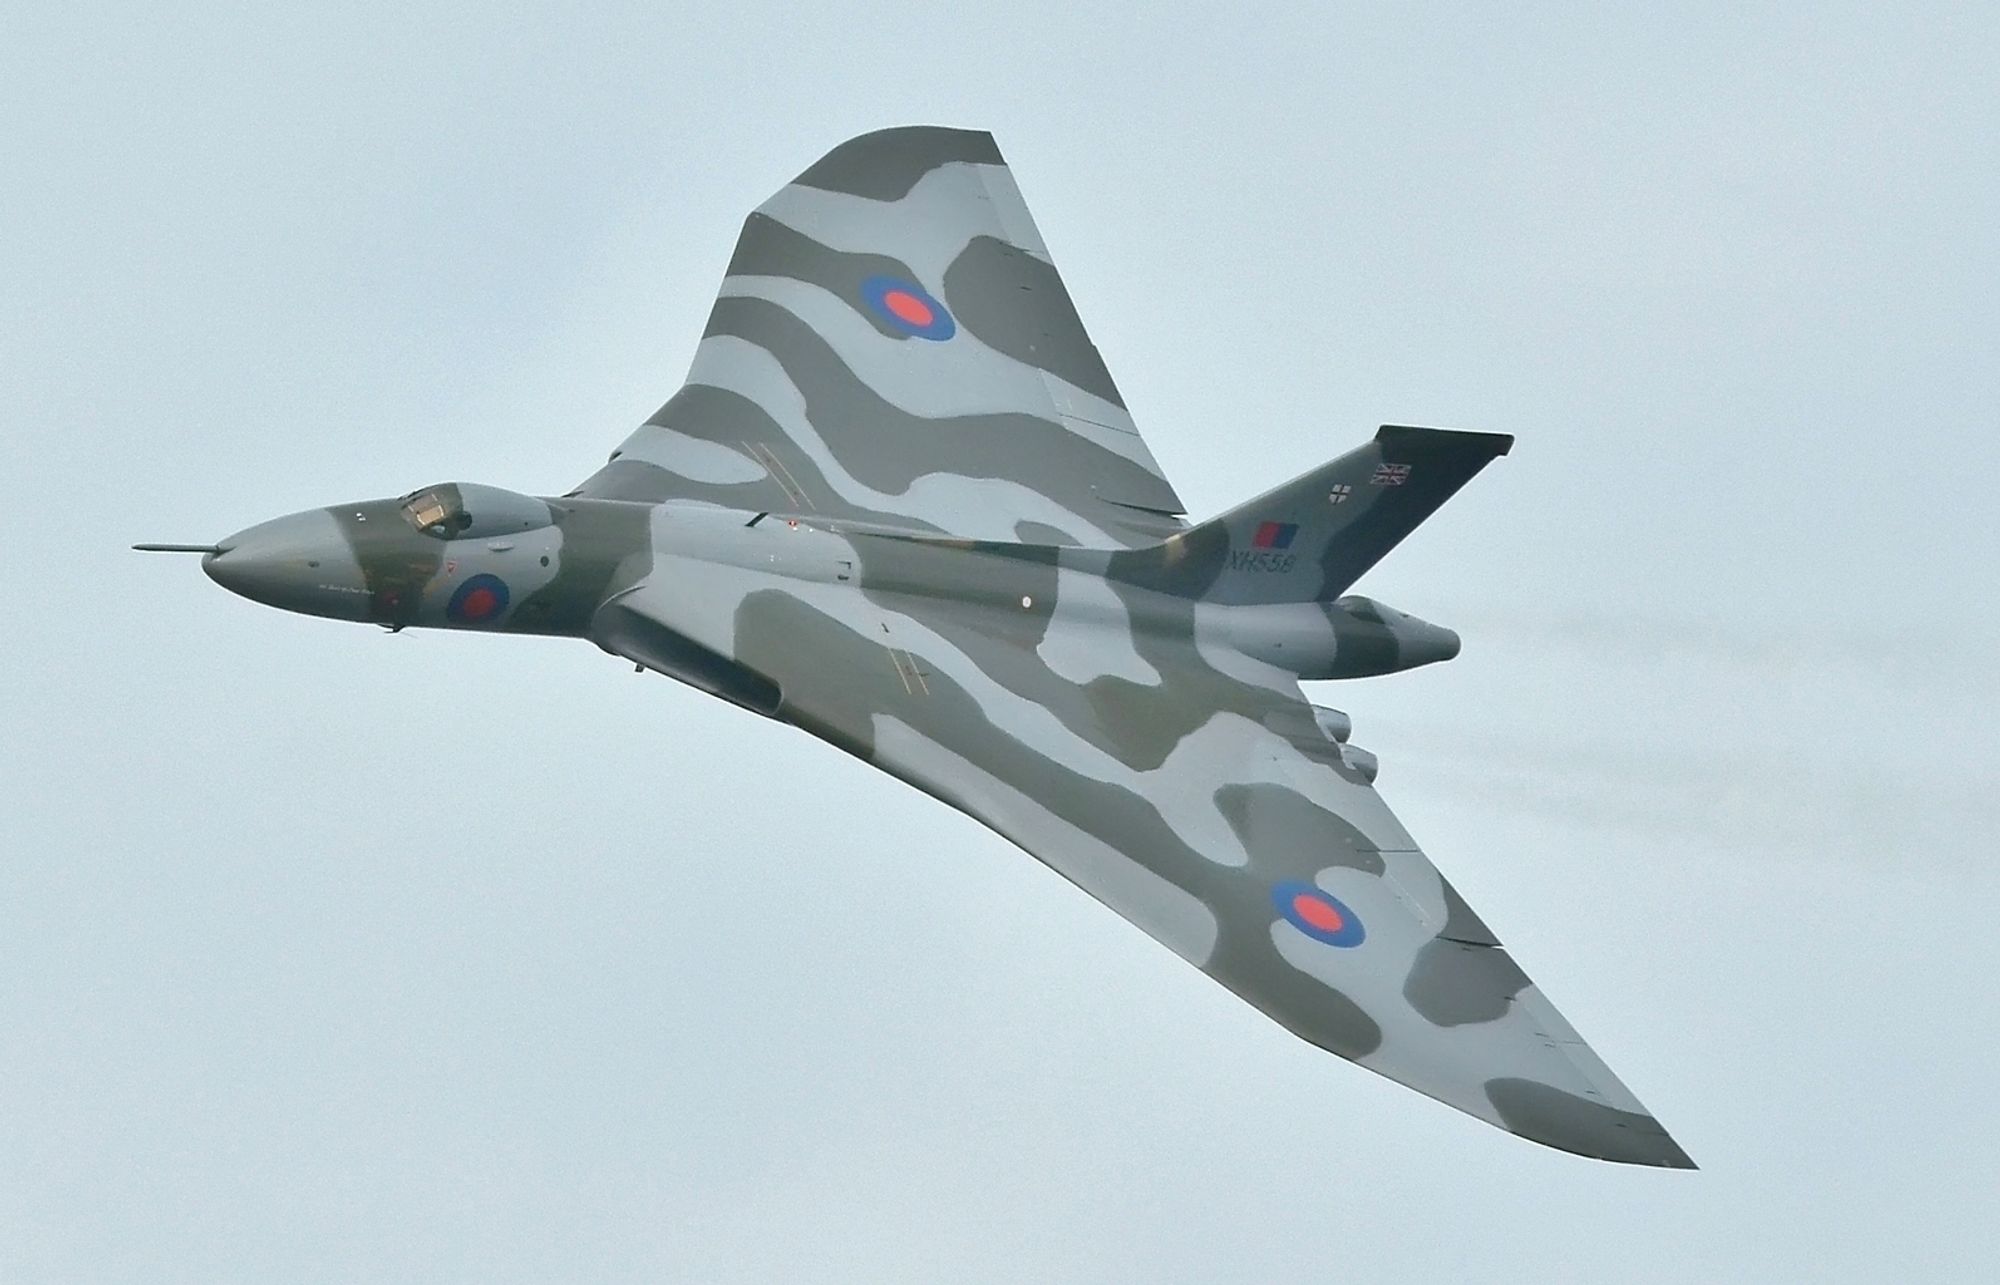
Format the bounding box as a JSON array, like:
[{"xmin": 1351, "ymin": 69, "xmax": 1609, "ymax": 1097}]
[{"xmin": 140, "ymin": 127, "xmax": 1691, "ymax": 1167}]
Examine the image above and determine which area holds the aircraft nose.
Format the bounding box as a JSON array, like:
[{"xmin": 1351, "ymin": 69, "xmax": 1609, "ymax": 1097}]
[{"xmin": 203, "ymin": 510, "xmax": 371, "ymax": 621}]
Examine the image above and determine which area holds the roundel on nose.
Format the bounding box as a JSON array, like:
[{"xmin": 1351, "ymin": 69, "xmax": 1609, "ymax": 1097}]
[{"xmin": 446, "ymin": 573, "xmax": 511, "ymax": 624}]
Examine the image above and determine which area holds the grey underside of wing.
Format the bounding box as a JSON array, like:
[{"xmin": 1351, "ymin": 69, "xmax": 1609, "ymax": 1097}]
[
  {"xmin": 610, "ymin": 536, "xmax": 1694, "ymax": 1168},
  {"xmin": 574, "ymin": 126, "xmax": 1187, "ymax": 549}
]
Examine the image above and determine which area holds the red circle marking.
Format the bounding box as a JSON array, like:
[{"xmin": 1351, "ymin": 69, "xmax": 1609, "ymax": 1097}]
[
  {"xmin": 461, "ymin": 588, "xmax": 498, "ymax": 619},
  {"xmin": 1290, "ymin": 892, "xmax": 1345, "ymax": 933},
  {"xmin": 882, "ymin": 290, "xmax": 935, "ymax": 327}
]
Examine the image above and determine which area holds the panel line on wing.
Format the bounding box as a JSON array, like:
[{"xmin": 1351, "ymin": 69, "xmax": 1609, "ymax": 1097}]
[{"xmin": 742, "ymin": 439, "xmax": 814, "ymax": 511}]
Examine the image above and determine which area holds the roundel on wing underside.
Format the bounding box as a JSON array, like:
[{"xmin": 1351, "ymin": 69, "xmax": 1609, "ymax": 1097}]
[
  {"xmin": 860, "ymin": 275, "xmax": 956, "ymax": 341},
  {"xmin": 1272, "ymin": 881, "xmax": 1366, "ymax": 948}
]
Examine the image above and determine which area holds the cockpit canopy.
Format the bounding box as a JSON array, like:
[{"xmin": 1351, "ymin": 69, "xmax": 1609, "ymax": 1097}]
[{"xmin": 399, "ymin": 483, "xmax": 553, "ymax": 540}]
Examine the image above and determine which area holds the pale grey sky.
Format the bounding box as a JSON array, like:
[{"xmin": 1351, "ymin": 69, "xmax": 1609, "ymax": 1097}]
[{"xmin": 4, "ymin": 3, "xmax": 1996, "ymax": 1280}]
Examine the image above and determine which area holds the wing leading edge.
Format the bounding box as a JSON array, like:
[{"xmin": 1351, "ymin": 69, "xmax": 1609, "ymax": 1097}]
[{"xmin": 576, "ymin": 126, "xmax": 1187, "ymax": 548}]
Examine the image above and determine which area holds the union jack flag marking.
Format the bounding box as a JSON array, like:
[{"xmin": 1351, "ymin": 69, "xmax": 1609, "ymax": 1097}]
[{"xmin": 1372, "ymin": 462, "xmax": 1412, "ymax": 486}]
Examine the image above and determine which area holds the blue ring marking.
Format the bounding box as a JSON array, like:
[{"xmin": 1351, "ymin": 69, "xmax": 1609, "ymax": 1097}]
[
  {"xmin": 860, "ymin": 275, "xmax": 956, "ymax": 341},
  {"xmin": 1272, "ymin": 880, "xmax": 1366, "ymax": 948},
  {"xmin": 446, "ymin": 573, "xmax": 510, "ymax": 623}
]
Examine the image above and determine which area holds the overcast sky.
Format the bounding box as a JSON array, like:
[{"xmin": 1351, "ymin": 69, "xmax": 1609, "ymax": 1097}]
[{"xmin": 5, "ymin": 3, "xmax": 1997, "ymax": 1280}]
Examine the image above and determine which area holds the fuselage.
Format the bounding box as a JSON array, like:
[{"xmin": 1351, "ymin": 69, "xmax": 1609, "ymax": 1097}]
[{"xmin": 202, "ymin": 481, "xmax": 1460, "ymax": 685}]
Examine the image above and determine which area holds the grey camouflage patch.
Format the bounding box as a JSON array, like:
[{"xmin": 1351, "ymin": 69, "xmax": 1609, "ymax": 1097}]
[
  {"xmin": 793, "ymin": 125, "xmax": 1004, "ymax": 201},
  {"xmin": 1212, "ymin": 783, "xmax": 1388, "ymax": 877},
  {"xmin": 1486, "ymin": 1078, "xmax": 1697, "ymax": 1169},
  {"xmin": 1403, "ymin": 940, "xmax": 1531, "ymax": 1026},
  {"xmin": 943, "ymin": 234, "xmax": 1127, "ymax": 409}
]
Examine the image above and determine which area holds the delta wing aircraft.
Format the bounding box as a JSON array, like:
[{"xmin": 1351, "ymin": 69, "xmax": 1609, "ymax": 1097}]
[{"xmin": 139, "ymin": 127, "xmax": 1692, "ymax": 1167}]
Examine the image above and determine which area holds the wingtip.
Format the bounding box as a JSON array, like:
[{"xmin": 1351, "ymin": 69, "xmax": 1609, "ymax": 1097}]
[
  {"xmin": 792, "ymin": 127, "xmax": 1005, "ymax": 201},
  {"xmin": 1656, "ymin": 1137, "xmax": 1699, "ymax": 1171},
  {"xmin": 1524, "ymin": 1121, "xmax": 1696, "ymax": 1170},
  {"xmin": 1607, "ymin": 1133, "xmax": 1698, "ymax": 1171},
  {"xmin": 1485, "ymin": 1077, "xmax": 1696, "ymax": 1169}
]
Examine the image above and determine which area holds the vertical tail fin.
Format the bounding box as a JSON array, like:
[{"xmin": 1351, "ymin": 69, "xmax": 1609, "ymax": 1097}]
[{"xmin": 1108, "ymin": 426, "xmax": 1513, "ymax": 605}]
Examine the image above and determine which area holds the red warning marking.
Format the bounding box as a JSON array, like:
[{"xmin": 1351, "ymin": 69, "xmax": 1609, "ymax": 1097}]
[
  {"xmin": 1291, "ymin": 892, "xmax": 1345, "ymax": 933},
  {"xmin": 882, "ymin": 290, "xmax": 935, "ymax": 327}
]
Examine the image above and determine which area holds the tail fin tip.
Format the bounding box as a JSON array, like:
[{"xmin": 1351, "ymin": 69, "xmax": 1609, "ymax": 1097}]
[
  {"xmin": 1375, "ymin": 424, "xmax": 1515, "ymax": 458},
  {"xmin": 1117, "ymin": 425, "xmax": 1515, "ymax": 607}
]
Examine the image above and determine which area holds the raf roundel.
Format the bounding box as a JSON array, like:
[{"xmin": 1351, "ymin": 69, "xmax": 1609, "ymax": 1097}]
[
  {"xmin": 447, "ymin": 573, "xmax": 510, "ymax": 624},
  {"xmin": 860, "ymin": 275, "xmax": 956, "ymax": 341},
  {"xmin": 1272, "ymin": 880, "xmax": 1366, "ymax": 948}
]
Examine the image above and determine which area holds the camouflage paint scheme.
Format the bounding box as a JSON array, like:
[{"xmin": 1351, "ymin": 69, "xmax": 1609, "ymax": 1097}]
[{"xmin": 167, "ymin": 127, "xmax": 1693, "ymax": 1168}]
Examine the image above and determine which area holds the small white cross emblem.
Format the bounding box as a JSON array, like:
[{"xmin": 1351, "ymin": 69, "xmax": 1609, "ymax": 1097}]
[{"xmin": 1328, "ymin": 484, "xmax": 1352, "ymax": 504}]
